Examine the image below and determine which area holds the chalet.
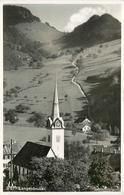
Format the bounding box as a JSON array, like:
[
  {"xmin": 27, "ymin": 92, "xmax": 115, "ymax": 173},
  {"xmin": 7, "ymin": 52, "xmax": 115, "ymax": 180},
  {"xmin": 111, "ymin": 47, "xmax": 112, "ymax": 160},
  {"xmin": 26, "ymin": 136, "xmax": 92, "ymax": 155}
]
[
  {"xmin": 3, "ymin": 142, "xmax": 20, "ymax": 170},
  {"xmin": 80, "ymin": 117, "xmax": 92, "ymax": 133}
]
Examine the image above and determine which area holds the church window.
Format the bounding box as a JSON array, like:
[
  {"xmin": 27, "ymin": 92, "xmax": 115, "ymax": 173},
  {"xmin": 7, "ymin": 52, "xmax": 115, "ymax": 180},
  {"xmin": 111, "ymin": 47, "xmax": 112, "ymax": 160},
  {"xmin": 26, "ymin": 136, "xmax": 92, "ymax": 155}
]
[
  {"xmin": 48, "ymin": 135, "xmax": 51, "ymax": 142},
  {"xmin": 56, "ymin": 135, "xmax": 60, "ymax": 142}
]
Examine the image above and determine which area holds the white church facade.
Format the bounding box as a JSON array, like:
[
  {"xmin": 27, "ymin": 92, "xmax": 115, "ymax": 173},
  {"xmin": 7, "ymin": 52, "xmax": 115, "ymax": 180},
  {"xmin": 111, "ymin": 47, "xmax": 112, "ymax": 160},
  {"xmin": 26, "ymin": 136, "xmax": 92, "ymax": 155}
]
[{"xmin": 46, "ymin": 81, "xmax": 65, "ymax": 159}]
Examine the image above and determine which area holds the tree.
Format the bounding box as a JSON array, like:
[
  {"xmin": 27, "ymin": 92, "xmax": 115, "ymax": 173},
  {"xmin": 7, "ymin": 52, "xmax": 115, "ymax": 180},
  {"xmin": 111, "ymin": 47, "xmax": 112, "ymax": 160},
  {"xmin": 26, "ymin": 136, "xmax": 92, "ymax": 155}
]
[
  {"xmin": 92, "ymin": 130, "xmax": 110, "ymax": 142},
  {"xmin": 26, "ymin": 157, "xmax": 89, "ymax": 191},
  {"xmin": 4, "ymin": 109, "xmax": 18, "ymax": 124},
  {"xmin": 64, "ymin": 141, "xmax": 90, "ymax": 161},
  {"xmin": 92, "ymin": 123, "xmax": 102, "ymax": 132},
  {"xmin": 27, "ymin": 158, "xmax": 67, "ymax": 191},
  {"xmin": 88, "ymin": 156, "xmax": 113, "ymax": 188},
  {"xmin": 3, "ymin": 168, "xmax": 9, "ymax": 190},
  {"xmin": 13, "ymin": 166, "xmax": 19, "ymax": 186},
  {"xmin": 27, "ymin": 112, "xmax": 46, "ymax": 127},
  {"xmin": 15, "ymin": 104, "xmax": 30, "ymax": 113}
]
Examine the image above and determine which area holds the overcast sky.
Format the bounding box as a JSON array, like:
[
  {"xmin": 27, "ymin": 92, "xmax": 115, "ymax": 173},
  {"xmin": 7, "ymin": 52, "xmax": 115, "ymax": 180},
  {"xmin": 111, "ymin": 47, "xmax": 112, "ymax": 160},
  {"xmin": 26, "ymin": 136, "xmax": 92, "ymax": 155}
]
[{"xmin": 22, "ymin": 4, "xmax": 121, "ymax": 32}]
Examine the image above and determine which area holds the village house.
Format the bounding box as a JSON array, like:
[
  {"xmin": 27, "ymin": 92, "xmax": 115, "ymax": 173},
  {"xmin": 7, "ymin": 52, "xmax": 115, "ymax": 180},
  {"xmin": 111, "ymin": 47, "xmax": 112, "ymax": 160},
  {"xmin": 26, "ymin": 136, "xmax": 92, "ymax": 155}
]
[
  {"xmin": 3, "ymin": 142, "xmax": 20, "ymax": 170},
  {"xmin": 80, "ymin": 117, "xmax": 92, "ymax": 133}
]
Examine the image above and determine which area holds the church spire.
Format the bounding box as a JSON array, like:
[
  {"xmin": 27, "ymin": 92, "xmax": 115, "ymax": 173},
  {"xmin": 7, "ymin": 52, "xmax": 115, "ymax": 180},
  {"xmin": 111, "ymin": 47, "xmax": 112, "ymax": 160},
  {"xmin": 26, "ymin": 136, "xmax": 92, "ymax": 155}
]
[
  {"xmin": 52, "ymin": 79, "xmax": 60, "ymax": 121},
  {"xmin": 48, "ymin": 78, "xmax": 64, "ymax": 129}
]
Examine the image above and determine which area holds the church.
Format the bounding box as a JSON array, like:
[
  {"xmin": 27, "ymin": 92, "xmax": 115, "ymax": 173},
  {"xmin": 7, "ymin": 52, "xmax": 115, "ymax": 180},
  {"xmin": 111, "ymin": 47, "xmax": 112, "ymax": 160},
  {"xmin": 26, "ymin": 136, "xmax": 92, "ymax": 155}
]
[
  {"xmin": 46, "ymin": 80, "xmax": 65, "ymax": 158},
  {"xmin": 11, "ymin": 80, "xmax": 65, "ymax": 177}
]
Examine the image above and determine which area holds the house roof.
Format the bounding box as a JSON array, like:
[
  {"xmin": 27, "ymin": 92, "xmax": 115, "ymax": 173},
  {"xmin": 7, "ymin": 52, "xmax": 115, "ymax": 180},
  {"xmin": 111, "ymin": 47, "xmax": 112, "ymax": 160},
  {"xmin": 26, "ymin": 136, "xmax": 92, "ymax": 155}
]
[
  {"xmin": 80, "ymin": 118, "xmax": 91, "ymax": 127},
  {"xmin": 13, "ymin": 141, "xmax": 51, "ymax": 170},
  {"xmin": 3, "ymin": 142, "xmax": 21, "ymax": 155}
]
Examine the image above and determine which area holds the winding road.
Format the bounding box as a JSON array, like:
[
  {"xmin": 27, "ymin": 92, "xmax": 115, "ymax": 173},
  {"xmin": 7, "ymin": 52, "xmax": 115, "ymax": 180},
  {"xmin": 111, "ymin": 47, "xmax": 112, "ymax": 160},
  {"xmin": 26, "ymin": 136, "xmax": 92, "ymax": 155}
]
[{"xmin": 71, "ymin": 55, "xmax": 89, "ymax": 104}]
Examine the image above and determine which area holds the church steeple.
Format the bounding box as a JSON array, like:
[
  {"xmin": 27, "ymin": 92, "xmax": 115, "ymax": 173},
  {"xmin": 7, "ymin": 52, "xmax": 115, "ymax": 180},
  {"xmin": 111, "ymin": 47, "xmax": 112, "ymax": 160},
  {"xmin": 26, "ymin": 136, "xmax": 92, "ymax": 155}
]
[
  {"xmin": 52, "ymin": 80, "xmax": 60, "ymax": 121},
  {"xmin": 47, "ymin": 79, "xmax": 64, "ymax": 129}
]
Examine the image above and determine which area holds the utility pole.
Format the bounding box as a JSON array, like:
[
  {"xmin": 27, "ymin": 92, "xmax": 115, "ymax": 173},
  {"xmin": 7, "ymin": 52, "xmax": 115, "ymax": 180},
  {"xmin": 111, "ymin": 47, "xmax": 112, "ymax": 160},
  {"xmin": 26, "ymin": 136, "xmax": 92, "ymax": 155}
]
[{"xmin": 10, "ymin": 139, "xmax": 13, "ymax": 187}]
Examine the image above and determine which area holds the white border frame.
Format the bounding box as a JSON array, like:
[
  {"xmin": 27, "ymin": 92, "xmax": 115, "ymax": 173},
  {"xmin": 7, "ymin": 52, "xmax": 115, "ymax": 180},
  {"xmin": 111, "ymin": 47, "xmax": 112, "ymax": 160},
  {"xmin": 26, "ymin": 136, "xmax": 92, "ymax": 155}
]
[{"xmin": 0, "ymin": 0, "xmax": 124, "ymax": 195}]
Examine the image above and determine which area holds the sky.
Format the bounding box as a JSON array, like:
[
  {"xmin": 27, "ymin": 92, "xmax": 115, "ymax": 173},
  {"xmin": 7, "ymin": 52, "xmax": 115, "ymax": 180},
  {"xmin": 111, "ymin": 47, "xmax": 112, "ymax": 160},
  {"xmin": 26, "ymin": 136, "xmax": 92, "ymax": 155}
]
[{"xmin": 22, "ymin": 4, "xmax": 121, "ymax": 32}]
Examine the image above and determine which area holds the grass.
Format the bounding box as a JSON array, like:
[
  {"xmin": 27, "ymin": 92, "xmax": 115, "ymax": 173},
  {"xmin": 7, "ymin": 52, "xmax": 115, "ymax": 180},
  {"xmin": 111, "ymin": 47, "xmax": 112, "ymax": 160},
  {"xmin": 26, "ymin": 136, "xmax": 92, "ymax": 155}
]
[
  {"xmin": 4, "ymin": 39, "xmax": 121, "ymax": 138},
  {"xmin": 4, "ymin": 54, "xmax": 85, "ymax": 122}
]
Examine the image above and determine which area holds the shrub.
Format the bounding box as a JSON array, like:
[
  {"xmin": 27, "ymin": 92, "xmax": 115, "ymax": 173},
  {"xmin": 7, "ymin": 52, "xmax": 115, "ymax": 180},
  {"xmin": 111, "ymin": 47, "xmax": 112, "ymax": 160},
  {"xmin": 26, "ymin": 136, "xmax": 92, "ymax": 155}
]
[
  {"xmin": 64, "ymin": 141, "xmax": 90, "ymax": 161},
  {"xmin": 88, "ymin": 157, "xmax": 113, "ymax": 188},
  {"xmin": 24, "ymin": 95, "xmax": 27, "ymax": 98},
  {"xmin": 92, "ymin": 54, "xmax": 97, "ymax": 59},
  {"xmin": 4, "ymin": 109, "xmax": 18, "ymax": 124},
  {"xmin": 27, "ymin": 112, "xmax": 46, "ymax": 127},
  {"xmin": 99, "ymin": 44, "xmax": 103, "ymax": 48},
  {"xmin": 3, "ymin": 169, "xmax": 9, "ymax": 190},
  {"xmin": 92, "ymin": 130, "xmax": 110, "ymax": 141},
  {"xmin": 15, "ymin": 104, "xmax": 30, "ymax": 113}
]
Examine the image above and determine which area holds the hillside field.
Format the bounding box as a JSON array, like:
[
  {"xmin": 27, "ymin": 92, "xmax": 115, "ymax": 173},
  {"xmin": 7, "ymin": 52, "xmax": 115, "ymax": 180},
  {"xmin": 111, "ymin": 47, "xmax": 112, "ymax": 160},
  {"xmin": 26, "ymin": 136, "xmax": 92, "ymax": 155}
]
[{"xmin": 4, "ymin": 39, "xmax": 121, "ymax": 126}]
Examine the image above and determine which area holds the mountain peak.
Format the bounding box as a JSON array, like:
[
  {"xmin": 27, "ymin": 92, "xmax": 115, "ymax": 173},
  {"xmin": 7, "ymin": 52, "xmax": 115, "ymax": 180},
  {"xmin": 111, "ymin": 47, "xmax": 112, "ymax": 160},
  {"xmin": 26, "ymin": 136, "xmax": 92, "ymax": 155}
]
[
  {"xmin": 61, "ymin": 13, "xmax": 121, "ymax": 48},
  {"xmin": 3, "ymin": 5, "xmax": 40, "ymax": 26},
  {"xmin": 100, "ymin": 13, "xmax": 120, "ymax": 23},
  {"xmin": 87, "ymin": 14, "xmax": 100, "ymax": 22},
  {"xmin": 101, "ymin": 13, "xmax": 115, "ymax": 19}
]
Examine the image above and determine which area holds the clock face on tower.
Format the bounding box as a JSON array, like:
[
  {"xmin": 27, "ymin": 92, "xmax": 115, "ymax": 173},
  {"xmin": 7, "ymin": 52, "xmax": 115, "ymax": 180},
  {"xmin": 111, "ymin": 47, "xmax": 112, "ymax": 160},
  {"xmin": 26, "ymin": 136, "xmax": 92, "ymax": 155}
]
[{"xmin": 55, "ymin": 120, "xmax": 61, "ymax": 128}]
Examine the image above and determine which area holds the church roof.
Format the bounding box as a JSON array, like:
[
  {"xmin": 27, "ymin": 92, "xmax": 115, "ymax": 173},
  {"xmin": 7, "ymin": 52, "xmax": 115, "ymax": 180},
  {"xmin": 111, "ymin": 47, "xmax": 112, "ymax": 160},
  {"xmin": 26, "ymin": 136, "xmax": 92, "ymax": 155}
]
[
  {"xmin": 51, "ymin": 80, "xmax": 60, "ymax": 121},
  {"xmin": 12, "ymin": 141, "xmax": 51, "ymax": 170}
]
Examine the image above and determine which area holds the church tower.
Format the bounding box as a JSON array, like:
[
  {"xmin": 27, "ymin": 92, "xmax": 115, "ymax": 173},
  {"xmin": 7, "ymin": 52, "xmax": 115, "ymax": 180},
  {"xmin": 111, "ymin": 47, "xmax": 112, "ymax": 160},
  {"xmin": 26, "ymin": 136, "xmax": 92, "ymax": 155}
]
[{"xmin": 47, "ymin": 80, "xmax": 65, "ymax": 159}]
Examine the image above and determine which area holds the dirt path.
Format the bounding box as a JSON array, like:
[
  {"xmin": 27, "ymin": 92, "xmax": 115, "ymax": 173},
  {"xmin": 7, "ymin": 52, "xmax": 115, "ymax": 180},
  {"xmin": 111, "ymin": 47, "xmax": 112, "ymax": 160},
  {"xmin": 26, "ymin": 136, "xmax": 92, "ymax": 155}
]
[{"xmin": 71, "ymin": 58, "xmax": 88, "ymax": 104}]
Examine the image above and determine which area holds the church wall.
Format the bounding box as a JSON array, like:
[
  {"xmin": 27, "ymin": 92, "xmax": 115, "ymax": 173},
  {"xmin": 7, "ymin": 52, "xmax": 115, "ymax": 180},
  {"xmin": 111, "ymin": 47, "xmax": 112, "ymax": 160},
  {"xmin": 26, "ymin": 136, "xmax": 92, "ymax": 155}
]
[
  {"xmin": 47, "ymin": 148, "xmax": 56, "ymax": 158},
  {"xmin": 51, "ymin": 129, "xmax": 64, "ymax": 159}
]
